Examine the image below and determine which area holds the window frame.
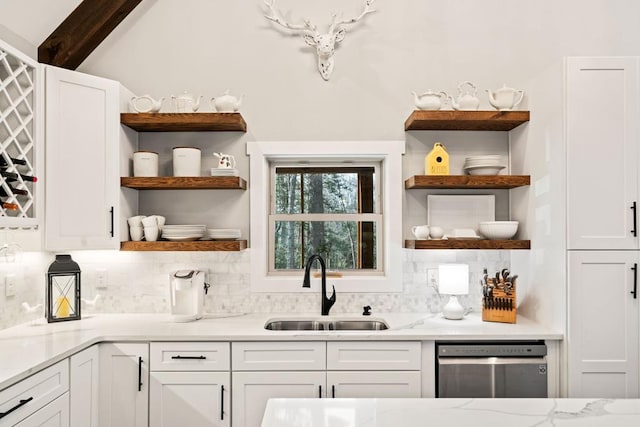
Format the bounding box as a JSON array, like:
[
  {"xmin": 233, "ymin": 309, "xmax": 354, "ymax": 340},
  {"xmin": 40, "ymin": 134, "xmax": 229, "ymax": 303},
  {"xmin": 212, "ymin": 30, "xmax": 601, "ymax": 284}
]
[
  {"xmin": 247, "ymin": 140, "xmax": 404, "ymax": 293},
  {"xmin": 269, "ymin": 161, "xmax": 383, "ymax": 274}
]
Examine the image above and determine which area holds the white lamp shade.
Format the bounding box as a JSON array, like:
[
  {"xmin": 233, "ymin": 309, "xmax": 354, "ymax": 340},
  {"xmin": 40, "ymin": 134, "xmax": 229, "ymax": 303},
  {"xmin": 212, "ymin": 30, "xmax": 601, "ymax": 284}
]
[{"xmin": 438, "ymin": 264, "xmax": 469, "ymax": 295}]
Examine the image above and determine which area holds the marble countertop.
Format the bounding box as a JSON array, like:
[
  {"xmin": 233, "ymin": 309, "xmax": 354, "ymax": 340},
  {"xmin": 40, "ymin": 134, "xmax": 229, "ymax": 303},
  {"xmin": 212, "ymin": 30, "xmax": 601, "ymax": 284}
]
[
  {"xmin": 262, "ymin": 398, "xmax": 640, "ymax": 427},
  {"xmin": 0, "ymin": 311, "xmax": 562, "ymax": 391}
]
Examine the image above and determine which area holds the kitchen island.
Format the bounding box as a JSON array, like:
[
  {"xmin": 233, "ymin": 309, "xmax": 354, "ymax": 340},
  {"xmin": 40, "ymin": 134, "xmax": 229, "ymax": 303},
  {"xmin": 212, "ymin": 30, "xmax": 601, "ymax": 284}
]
[{"xmin": 261, "ymin": 397, "xmax": 640, "ymax": 427}]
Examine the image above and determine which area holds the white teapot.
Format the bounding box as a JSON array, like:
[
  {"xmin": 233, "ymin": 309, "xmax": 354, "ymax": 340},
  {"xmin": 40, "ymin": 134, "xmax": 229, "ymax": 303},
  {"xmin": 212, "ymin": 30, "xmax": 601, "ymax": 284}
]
[
  {"xmin": 213, "ymin": 152, "xmax": 236, "ymax": 169},
  {"xmin": 172, "ymin": 91, "xmax": 202, "ymax": 113},
  {"xmin": 130, "ymin": 95, "xmax": 165, "ymax": 113},
  {"xmin": 412, "ymin": 90, "xmax": 449, "ymax": 110},
  {"xmin": 487, "ymin": 84, "xmax": 524, "ymax": 111},
  {"xmin": 210, "ymin": 90, "xmax": 243, "ymax": 112},
  {"xmin": 449, "ymin": 81, "xmax": 480, "ymax": 111},
  {"xmin": 411, "ymin": 225, "xmax": 430, "ymax": 240}
]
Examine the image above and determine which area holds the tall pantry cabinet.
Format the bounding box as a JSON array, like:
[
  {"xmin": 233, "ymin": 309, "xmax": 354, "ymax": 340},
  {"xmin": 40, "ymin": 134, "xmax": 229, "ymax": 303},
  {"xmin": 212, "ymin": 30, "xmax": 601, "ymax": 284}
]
[{"xmin": 566, "ymin": 56, "xmax": 640, "ymax": 397}]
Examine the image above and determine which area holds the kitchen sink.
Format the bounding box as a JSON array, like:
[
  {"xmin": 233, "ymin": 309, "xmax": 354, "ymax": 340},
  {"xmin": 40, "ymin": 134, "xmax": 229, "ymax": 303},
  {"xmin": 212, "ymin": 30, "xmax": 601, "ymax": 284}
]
[
  {"xmin": 264, "ymin": 320, "xmax": 326, "ymax": 330},
  {"xmin": 264, "ymin": 319, "xmax": 389, "ymax": 331}
]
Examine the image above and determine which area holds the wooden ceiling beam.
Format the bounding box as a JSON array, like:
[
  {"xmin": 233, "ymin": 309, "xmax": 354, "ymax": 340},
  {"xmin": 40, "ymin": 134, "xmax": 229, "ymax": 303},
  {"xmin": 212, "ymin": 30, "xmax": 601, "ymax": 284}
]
[{"xmin": 38, "ymin": 0, "xmax": 143, "ymax": 69}]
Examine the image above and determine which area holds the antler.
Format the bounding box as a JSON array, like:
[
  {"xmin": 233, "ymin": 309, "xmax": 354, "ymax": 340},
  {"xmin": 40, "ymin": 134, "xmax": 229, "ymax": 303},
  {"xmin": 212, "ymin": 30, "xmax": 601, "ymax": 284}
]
[
  {"xmin": 263, "ymin": 0, "xmax": 317, "ymax": 34},
  {"xmin": 328, "ymin": 0, "xmax": 376, "ymax": 34}
]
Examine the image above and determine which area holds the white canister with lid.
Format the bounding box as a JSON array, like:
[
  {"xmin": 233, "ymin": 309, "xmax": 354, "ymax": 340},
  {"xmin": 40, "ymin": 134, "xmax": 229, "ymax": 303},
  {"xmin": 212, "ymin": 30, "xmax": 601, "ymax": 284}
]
[
  {"xmin": 133, "ymin": 151, "xmax": 159, "ymax": 177},
  {"xmin": 173, "ymin": 147, "xmax": 201, "ymax": 176}
]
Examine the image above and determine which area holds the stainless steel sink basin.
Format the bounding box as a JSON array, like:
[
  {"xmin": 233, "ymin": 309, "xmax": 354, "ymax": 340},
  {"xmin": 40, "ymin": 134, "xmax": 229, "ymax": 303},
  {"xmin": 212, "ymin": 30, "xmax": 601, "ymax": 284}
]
[
  {"xmin": 328, "ymin": 320, "xmax": 389, "ymax": 330},
  {"xmin": 264, "ymin": 320, "xmax": 325, "ymax": 330},
  {"xmin": 264, "ymin": 319, "xmax": 388, "ymax": 331}
]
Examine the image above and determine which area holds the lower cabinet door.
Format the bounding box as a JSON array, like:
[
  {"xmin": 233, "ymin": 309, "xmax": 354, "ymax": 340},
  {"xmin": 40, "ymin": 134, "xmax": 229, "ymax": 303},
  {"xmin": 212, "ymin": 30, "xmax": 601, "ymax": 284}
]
[
  {"xmin": 14, "ymin": 393, "xmax": 69, "ymax": 427},
  {"xmin": 150, "ymin": 371, "xmax": 229, "ymax": 427},
  {"xmin": 70, "ymin": 345, "xmax": 99, "ymax": 427},
  {"xmin": 232, "ymin": 371, "xmax": 326, "ymax": 427},
  {"xmin": 326, "ymin": 371, "xmax": 421, "ymax": 398}
]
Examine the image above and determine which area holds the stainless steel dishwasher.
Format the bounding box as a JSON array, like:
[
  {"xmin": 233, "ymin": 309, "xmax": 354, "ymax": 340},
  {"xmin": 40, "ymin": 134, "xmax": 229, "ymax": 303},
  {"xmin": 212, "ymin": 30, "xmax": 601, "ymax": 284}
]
[{"xmin": 436, "ymin": 341, "xmax": 548, "ymax": 398}]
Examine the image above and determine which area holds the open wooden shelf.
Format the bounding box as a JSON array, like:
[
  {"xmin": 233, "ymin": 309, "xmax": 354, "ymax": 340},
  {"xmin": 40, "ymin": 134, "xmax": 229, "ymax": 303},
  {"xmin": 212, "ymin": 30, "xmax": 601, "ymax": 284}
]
[
  {"xmin": 405, "ymin": 239, "xmax": 530, "ymax": 250},
  {"xmin": 404, "ymin": 110, "xmax": 530, "ymax": 131},
  {"xmin": 121, "ymin": 176, "xmax": 246, "ymax": 190},
  {"xmin": 405, "ymin": 175, "xmax": 530, "ymax": 189},
  {"xmin": 121, "ymin": 113, "xmax": 247, "ymax": 132},
  {"xmin": 120, "ymin": 240, "xmax": 247, "ymax": 251}
]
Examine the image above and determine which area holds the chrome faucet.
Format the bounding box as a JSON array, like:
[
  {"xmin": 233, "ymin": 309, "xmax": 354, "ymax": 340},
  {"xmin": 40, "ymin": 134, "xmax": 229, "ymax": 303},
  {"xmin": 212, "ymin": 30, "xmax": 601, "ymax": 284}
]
[{"xmin": 302, "ymin": 254, "xmax": 336, "ymax": 316}]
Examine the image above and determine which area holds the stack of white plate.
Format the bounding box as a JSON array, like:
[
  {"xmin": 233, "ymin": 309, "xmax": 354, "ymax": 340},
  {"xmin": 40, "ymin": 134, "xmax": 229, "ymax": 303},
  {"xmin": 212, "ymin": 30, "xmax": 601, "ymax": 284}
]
[
  {"xmin": 162, "ymin": 225, "xmax": 206, "ymax": 241},
  {"xmin": 211, "ymin": 168, "xmax": 239, "ymax": 177},
  {"xmin": 463, "ymin": 155, "xmax": 506, "ymax": 176},
  {"xmin": 207, "ymin": 228, "xmax": 241, "ymax": 240}
]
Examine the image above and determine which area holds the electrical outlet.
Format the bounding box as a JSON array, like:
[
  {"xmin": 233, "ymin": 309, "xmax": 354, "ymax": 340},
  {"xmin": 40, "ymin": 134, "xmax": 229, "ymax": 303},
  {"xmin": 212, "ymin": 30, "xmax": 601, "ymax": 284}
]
[
  {"xmin": 96, "ymin": 268, "xmax": 108, "ymax": 289},
  {"xmin": 427, "ymin": 269, "xmax": 438, "ymax": 289},
  {"xmin": 5, "ymin": 273, "xmax": 16, "ymax": 297}
]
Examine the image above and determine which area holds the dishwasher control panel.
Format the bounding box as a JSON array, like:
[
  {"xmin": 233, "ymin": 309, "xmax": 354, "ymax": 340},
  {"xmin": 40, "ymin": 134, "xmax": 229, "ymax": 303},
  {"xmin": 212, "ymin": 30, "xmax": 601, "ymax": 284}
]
[{"xmin": 437, "ymin": 341, "xmax": 547, "ymax": 357}]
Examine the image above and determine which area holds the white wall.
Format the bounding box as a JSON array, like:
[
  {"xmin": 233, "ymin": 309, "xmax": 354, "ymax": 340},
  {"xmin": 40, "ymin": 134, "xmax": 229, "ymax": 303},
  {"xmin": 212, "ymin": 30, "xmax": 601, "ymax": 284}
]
[{"xmin": 1, "ymin": 0, "xmax": 640, "ymax": 329}]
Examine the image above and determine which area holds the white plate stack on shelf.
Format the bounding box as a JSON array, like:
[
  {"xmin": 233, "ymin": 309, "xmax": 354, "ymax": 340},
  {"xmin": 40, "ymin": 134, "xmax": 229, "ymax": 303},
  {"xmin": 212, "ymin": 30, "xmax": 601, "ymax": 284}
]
[
  {"xmin": 207, "ymin": 228, "xmax": 241, "ymax": 240},
  {"xmin": 463, "ymin": 155, "xmax": 506, "ymax": 175},
  {"xmin": 161, "ymin": 225, "xmax": 206, "ymax": 241},
  {"xmin": 210, "ymin": 168, "xmax": 239, "ymax": 177}
]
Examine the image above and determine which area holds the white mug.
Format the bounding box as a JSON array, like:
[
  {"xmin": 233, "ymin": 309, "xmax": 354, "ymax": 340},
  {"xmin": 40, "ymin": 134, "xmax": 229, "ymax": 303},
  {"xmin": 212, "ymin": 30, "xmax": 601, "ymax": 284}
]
[
  {"xmin": 144, "ymin": 226, "xmax": 159, "ymax": 242},
  {"xmin": 153, "ymin": 215, "xmax": 166, "ymax": 231},
  {"xmin": 411, "ymin": 225, "xmax": 430, "ymax": 240},
  {"xmin": 128, "ymin": 215, "xmax": 146, "ymax": 227},
  {"xmin": 141, "ymin": 216, "xmax": 158, "ymax": 228},
  {"xmin": 129, "ymin": 226, "xmax": 144, "ymax": 241}
]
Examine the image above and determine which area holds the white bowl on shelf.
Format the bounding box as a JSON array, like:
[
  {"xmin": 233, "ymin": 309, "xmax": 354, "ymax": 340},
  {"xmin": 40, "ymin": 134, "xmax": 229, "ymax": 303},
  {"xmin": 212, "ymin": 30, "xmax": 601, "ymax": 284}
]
[
  {"xmin": 478, "ymin": 221, "xmax": 519, "ymax": 239},
  {"xmin": 464, "ymin": 165, "xmax": 506, "ymax": 176}
]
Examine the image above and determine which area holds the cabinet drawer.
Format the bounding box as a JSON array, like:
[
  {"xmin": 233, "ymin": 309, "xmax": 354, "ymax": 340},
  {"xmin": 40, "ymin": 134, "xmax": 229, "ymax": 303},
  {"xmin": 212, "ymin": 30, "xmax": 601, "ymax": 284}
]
[
  {"xmin": 232, "ymin": 342, "xmax": 326, "ymax": 371},
  {"xmin": 327, "ymin": 341, "xmax": 421, "ymax": 370},
  {"xmin": 0, "ymin": 359, "xmax": 69, "ymax": 426},
  {"xmin": 150, "ymin": 342, "xmax": 230, "ymax": 371}
]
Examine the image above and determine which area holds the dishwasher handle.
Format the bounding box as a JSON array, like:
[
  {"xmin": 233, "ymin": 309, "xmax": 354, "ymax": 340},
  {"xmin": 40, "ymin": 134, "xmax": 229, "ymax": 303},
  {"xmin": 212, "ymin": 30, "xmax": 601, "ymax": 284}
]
[{"xmin": 438, "ymin": 356, "xmax": 547, "ymax": 365}]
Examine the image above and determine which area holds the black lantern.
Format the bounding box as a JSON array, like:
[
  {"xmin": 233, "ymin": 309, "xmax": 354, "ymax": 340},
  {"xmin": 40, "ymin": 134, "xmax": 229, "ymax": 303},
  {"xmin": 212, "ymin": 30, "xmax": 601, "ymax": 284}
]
[{"xmin": 46, "ymin": 254, "xmax": 81, "ymax": 322}]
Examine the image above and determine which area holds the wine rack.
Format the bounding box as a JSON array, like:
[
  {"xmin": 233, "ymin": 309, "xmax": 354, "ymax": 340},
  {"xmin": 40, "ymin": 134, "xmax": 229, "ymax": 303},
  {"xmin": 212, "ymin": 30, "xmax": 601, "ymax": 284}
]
[{"xmin": 0, "ymin": 40, "xmax": 40, "ymax": 228}]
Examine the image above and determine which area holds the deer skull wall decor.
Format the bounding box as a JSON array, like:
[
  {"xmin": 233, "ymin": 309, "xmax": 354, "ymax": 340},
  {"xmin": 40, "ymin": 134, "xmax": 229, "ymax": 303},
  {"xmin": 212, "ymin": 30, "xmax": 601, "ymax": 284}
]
[{"xmin": 263, "ymin": 0, "xmax": 377, "ymax": 81}]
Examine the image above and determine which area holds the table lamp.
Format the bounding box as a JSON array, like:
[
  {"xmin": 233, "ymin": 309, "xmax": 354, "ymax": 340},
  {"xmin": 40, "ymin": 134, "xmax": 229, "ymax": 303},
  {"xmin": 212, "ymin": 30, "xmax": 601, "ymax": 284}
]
[{"xmin": 438, "ymin": 264, "xmax": 469, "ymax": 320}]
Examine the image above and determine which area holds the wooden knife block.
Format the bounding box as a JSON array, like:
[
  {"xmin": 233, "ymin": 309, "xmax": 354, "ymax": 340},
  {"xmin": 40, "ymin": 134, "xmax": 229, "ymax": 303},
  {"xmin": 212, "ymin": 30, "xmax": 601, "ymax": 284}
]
[{"xmin": 482, "ymin": 278, "xmax": 516, "ymax": 324}]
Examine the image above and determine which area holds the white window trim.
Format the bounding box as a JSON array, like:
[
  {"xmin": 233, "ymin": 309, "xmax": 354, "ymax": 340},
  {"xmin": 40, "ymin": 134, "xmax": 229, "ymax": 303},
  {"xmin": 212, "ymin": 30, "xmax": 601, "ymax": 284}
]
[{"xmin": 247, "ymin": 140, "xmax": 405, "ymax": 293}]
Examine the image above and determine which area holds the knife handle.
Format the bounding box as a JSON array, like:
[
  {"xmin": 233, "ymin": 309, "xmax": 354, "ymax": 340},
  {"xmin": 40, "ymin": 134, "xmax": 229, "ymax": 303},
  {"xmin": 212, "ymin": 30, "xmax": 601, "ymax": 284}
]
[
  {"xmin": 632, "ymin": 202, "xmax": 638, "ymax": 237},
  {"xmin": 632, "ymin": 263, "xmax": 638, "ymax": 299}
]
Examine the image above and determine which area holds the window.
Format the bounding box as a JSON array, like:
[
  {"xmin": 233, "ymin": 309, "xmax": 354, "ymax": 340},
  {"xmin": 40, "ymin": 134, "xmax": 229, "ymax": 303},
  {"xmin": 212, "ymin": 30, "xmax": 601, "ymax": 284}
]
[
  {"xmin": 271, "ymin": 164, "xmax": 381, "ymax": 273},
  {"xmin": 248, "ymin": 140, "xmax": 404, "ymax": 293}
]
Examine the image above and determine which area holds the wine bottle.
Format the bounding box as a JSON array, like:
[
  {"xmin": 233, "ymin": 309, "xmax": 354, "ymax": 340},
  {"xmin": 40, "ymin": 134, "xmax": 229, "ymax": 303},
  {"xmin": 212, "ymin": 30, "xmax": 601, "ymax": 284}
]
[
  {"xmin": 0, "ymin": 156, "xmax": 28, "ymax": 167},
  {"xmin": 0, "ymin": 171, "xmax": 37, "ymax": 182},
  {"xmin": 0, "ymin": 187, "xmax": 28, "ymax": 196}
]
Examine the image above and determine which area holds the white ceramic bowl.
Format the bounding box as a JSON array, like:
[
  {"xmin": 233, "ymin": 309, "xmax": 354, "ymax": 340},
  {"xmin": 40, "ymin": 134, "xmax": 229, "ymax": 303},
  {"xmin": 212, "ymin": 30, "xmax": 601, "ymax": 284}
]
[
  {"xmin": 478, "ymin": 221, "xmax": 519, "ymax": 239},
  {"xmin": 464, "ymin": 165, "xmax": 506, "ymax": 176}
]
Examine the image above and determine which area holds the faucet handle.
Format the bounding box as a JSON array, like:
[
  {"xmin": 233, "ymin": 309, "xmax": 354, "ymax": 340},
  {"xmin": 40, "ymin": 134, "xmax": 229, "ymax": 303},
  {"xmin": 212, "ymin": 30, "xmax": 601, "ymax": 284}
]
[
  {"xmin": 329, "ymin": 285, "xmax": 336, "ymax": 303},
  {"xmin": 362, "ymin": 305, "xmax": 372, "ymax": 316}
]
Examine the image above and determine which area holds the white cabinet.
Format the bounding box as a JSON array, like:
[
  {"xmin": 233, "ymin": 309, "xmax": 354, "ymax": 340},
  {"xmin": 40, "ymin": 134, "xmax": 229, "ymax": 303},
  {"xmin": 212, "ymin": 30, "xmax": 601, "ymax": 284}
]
[
  {"xmin": 150, "ymin": 372, "xmax": 229, "ymax": 427},
  {"xmin": 566, "ymin": 57, "xmax": 640, "ymax": 250},
  {"xmin": 99, "ymin": 343, "xmax": 148, "ymax": 427},
  {"xmin": 231, "ymin": 341, "xmax": 421, "ymax": 427},
  {"xmin": 568, "ymin": 251, "xmax": 639, "ymax": 397},
  {"xmin": 148, "ymin": 342, "xmax": 230, "ymax": 427},
  {"xmin": 45, "ymin": 65, "xmax": 120, "ymax": 251},
  {"xmin": 232, "ymin": 371, "xmax": 325, "ymax": 427},
  {"xmin": 14, "ymin": 393, "xmax": 69, "ymax": 427},
  {"xmin": 70, "ymin": 345, "xmax": 99, "ymax": 427}
]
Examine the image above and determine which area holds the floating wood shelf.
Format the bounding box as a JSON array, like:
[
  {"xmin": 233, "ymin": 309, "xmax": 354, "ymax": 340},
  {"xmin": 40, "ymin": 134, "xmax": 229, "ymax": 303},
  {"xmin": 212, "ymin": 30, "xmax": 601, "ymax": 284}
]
[
  {"xmin": 404, "ymin": 239, "xmax": 531, "ymax": 250},
  {"xmin": 121, "ymin": 176, "xmax": 247, "ymax": 190},
  {"xmin": 404, "ymin": 110, "xmax": 530, "ymax": 131},
  {"xmin": 120, "ymin": 240, "xmax": 247, "ymax": 251},
  {"xmin": 120, "ymin": 113, "xmax": 247, "ymax": 132},
  {"xmin": 405, "ymin": 175, "xmax": 530, "ymax": 189}
]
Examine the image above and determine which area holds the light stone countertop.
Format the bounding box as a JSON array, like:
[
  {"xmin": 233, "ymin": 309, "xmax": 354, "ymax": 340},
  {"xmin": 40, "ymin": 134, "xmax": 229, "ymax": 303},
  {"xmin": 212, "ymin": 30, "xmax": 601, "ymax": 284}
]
[
  {"xmin": 0, "ymin": 311, "xmax": 562, "ymax": 391},
  {"xmin": 261, "ymin": 398, "xmax": 640, "ymax": 427}
]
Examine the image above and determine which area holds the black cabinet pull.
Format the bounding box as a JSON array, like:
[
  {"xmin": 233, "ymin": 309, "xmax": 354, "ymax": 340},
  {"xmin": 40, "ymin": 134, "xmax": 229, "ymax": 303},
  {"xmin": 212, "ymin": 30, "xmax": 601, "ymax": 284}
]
[
  {"xmin": 318, "ymin": 385, "xmax": 322, "ymax": 398},
  {"xmin": 109, "ymin": 206, "xmax": 114, "ymax": 237},
  {"xmin": 138, "ymin": 357, "xmax": 143, "ymax": 391},
  {"xmin": 332, "ymin": 385, "xmax": 335, "ymax": 398},
  {"xmin": 220, "ymin": 385, "xmax": 224, "ymax": 420},
  {"xmin": 632, "ymin": 263, "xmax": 638, "ymax": 299},
  {"xmin": 0, "ymin": 396, "xmax": 33, "ymax": 419},
  {"xmin": 632, "ymin": 202, "xmax": 638, "ymax": 237},
  {"xmin": 171, "ymin": 355, "xmax": 207, "ymax": 360}
]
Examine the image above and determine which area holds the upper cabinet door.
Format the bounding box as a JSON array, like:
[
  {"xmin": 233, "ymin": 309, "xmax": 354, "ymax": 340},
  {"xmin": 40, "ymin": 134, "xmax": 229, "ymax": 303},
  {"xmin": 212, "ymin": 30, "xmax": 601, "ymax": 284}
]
[
  {"xmin": 566, "ymin": 57, "xmax": 640, "ymax": 250},
  {"xmin": 45, "ymin": 65, "xmax": 119, "ymax": 251}
]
